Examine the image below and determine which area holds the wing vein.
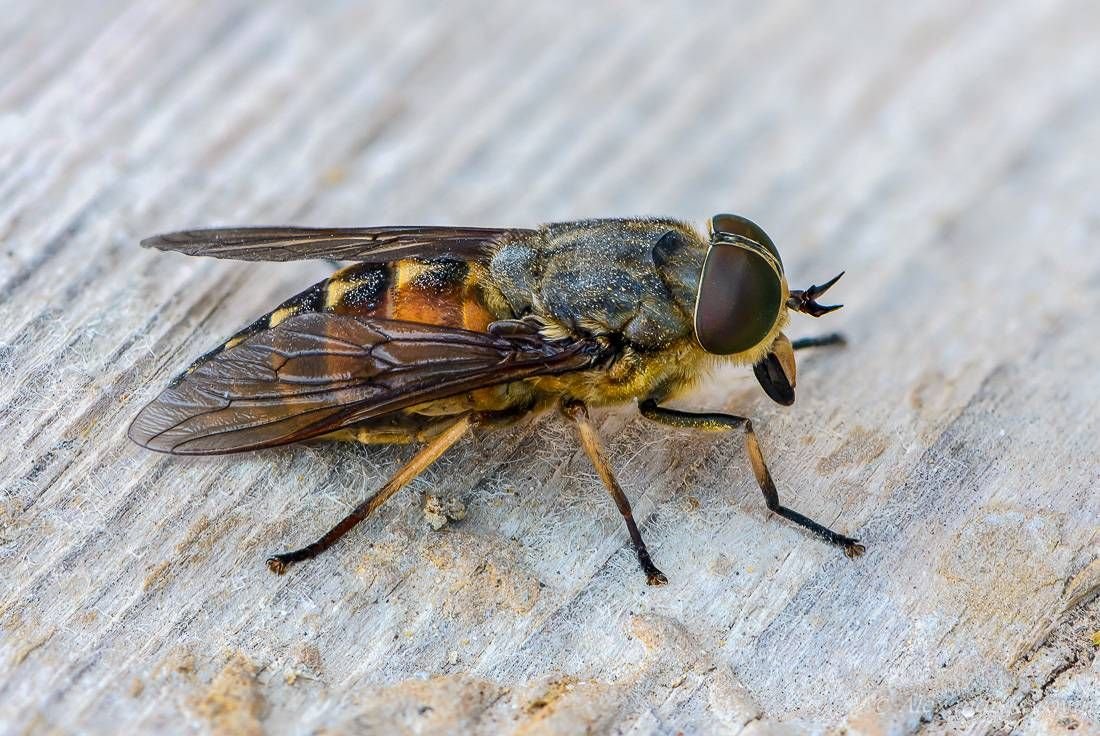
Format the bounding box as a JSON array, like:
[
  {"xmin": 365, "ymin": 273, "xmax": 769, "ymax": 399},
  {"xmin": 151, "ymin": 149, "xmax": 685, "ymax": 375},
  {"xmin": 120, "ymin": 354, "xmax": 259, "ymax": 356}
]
[{"xmin": 129, "ymin": 312, "xmax": 598, "ymax": 454}]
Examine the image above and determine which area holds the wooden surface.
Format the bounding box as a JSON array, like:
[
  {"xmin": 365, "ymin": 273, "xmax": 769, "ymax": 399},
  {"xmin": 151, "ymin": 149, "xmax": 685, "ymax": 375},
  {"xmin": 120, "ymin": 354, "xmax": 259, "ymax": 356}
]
[{"xmin": 2, "ymin": 2, "xmax": 1098, "ymax": 734}]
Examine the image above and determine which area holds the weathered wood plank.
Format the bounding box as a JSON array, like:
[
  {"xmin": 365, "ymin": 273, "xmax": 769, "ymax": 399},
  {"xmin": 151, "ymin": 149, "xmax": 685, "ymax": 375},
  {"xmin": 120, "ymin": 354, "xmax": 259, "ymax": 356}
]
[{"xmin": 1, "ymin": 1, "xmax": 1098, "ymax": 734}]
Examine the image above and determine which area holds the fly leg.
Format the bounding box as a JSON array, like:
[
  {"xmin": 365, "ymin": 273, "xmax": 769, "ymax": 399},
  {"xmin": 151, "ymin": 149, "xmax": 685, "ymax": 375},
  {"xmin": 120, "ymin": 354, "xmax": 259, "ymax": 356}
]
[
  {"xmin": 562, "ymin": 400, "xmax": 668, "ymax": 586},
  {"xmin": 638, "ymin": 400, "xmax": 864, "ymax": 558},
  {"xmin": 791, "ymin": 333, "xmax": 845, "ymax": 350},
  {"xmin": 267, "ymin": 415, "xmax": 474, "ymax": 574}
]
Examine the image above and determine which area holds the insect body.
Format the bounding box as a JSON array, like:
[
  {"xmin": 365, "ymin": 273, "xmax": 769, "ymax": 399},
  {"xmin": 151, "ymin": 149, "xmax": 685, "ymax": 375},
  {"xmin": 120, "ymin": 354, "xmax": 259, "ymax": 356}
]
[{"xmin": 130, "ymin": 215, "xmax": 862, "ymax": 584}]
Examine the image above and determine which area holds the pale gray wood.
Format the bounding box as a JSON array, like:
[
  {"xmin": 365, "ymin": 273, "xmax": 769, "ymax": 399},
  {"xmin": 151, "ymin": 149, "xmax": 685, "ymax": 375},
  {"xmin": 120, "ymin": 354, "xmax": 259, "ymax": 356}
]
[{"xmin": 1, "ymin": 1, "xmax": 1098, "ymax": 734}]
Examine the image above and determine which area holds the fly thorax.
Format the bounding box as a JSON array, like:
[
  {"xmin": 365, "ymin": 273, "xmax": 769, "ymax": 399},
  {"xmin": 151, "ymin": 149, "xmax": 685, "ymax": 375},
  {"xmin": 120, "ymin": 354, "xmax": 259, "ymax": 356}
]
[{"xmin": 490, "ymin": 219, "xmax": 706, "ymax": 351}]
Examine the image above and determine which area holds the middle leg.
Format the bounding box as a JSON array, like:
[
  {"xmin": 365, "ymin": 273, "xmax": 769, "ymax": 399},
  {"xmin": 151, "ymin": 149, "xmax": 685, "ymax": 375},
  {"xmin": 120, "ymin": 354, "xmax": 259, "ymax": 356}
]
[{"xmin": 562, "ymin": 399, "xmax": 668, "ymax": 585}]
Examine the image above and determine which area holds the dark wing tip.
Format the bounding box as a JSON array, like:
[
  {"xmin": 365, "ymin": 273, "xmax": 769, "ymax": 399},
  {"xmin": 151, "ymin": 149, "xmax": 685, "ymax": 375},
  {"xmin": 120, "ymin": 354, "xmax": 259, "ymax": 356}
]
[
  {"xmin": 127, "ymin": 405, "xmax": 177, "ymax": 454},
  {"xmin": 139, "ymin": 233, "xmax": 175, "ymax": 250},
  {"xmin": 140, "ymin": 227, "xmax": 264, "ymax": 249},
  {"xmin": 127, "ymin": 390, "xmax": 206, "ymax": 454},
  {"xmin": 126, "ymin": 374, "xmax": 238, "ymax": 455},
  {"xmin": 140, "ymin": 230, "xmax": 218, "ymax": 255}
]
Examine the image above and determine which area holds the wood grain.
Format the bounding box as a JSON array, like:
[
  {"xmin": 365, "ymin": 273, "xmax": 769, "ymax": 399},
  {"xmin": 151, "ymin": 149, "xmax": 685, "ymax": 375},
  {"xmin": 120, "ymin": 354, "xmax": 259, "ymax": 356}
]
[{"xmin": 1, "ymin": 1, "xmax": 1098, "ymax": 734}]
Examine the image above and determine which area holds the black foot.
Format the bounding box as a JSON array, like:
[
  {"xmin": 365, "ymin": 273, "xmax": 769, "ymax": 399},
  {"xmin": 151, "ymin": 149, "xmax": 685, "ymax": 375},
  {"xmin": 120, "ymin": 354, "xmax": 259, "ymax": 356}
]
[
  {"xmin": 772, "ymin": 506, "xmax": 864, "ymax": 560},
  {"xmin": 842, "ymin": 539, "xmax": 866, "ymax": 558},
  {"xmin": 637, "ymin": 549, "xmax": 668, "ymax": 586},
  {"xmin": 266, "ymin": 547, "xmax": 314, "ymax": 574},
  {"xmin": 645, "ymin": 567, "xmax": 669, "ymax": 586}
]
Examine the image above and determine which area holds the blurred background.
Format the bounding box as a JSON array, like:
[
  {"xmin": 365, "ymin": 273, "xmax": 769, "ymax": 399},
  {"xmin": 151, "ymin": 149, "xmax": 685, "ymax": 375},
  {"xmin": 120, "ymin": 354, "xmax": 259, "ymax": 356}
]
[{"xmin": 2, "ymin": 2, "xmax": 1098, "ymax": 734}]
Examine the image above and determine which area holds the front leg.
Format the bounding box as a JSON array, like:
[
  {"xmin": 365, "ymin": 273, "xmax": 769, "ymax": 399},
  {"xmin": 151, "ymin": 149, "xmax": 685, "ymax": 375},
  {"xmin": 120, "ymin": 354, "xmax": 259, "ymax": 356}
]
[
  {"xmin": 791, "ymin": 333, "xmax": 845, "ymax": 351},
  {"xmin": 638, "ymin": 400, "xmax": 864, "ymax": 558}
]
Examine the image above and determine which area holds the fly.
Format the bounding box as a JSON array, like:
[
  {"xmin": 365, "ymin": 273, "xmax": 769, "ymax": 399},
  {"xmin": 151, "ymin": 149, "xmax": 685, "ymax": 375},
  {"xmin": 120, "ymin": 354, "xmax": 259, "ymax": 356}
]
[{"xmin": 130, "ymin": 214, "xmax": 862, "ymax": 585}]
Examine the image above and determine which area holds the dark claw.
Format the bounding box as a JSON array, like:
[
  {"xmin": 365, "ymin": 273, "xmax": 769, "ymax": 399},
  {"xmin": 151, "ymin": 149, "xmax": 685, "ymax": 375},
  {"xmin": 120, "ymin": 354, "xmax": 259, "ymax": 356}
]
[
  {"xmin": 638, "ymin": 549, "xmax": 669, "ymax": 585},
  {"xmin": 843, "ymin": 541, "xmax": 866, "ymax": 559},
  {"xmin": 789, "ymin": 272, "xmax": 845, "ymax": 317},
  {"xmin": 267, "ymin": 556, "xmax": 291, "ymax": 575}
]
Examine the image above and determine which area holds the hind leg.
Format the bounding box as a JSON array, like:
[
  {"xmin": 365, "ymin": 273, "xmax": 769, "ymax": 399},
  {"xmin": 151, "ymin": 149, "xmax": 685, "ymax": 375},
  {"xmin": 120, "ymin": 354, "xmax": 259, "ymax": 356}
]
[{"xmin": 269, "ymin": 416, "xmax": 475, "ymax": 573}]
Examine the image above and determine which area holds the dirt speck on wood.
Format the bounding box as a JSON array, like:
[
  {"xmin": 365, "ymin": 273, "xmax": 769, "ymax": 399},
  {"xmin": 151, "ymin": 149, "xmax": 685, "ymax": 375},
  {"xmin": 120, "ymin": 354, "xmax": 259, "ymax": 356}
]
[
  {"xmin": 190, "ymin": 653, "xmax": 266, "ymax": 736},
  {"xmin": 422, "ymin": 494, "xmax": 468, "ymax": 530}
]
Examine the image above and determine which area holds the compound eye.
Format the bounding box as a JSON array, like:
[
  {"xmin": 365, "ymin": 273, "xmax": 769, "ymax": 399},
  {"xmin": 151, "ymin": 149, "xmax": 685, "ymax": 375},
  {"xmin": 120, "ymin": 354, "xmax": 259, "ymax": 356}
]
[
  {"xmin": 694, "ymin": 244, "xmax": 783, "ymax": 355},
  {"xmin": 708, "ymin": 214, "xmax": 783, "ymax": 271}
]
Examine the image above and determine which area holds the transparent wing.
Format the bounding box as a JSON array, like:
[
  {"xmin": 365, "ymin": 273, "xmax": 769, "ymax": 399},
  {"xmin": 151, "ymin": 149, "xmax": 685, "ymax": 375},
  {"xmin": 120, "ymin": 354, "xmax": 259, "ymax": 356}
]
[
  {"xmin": 129, "ymin": 313, "xmax": 598, "ymax": 455},
  {"xmin": 141, "ymin": 225, "xmax": 533, "ymax": 262}
]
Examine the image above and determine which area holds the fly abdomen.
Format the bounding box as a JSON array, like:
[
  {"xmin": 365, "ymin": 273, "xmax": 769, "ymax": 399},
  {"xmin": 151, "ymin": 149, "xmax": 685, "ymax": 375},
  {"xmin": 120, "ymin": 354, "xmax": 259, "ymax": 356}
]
[{"xmin": 177, "ymin": 259, "xmax": 503, "ymax": 384}]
